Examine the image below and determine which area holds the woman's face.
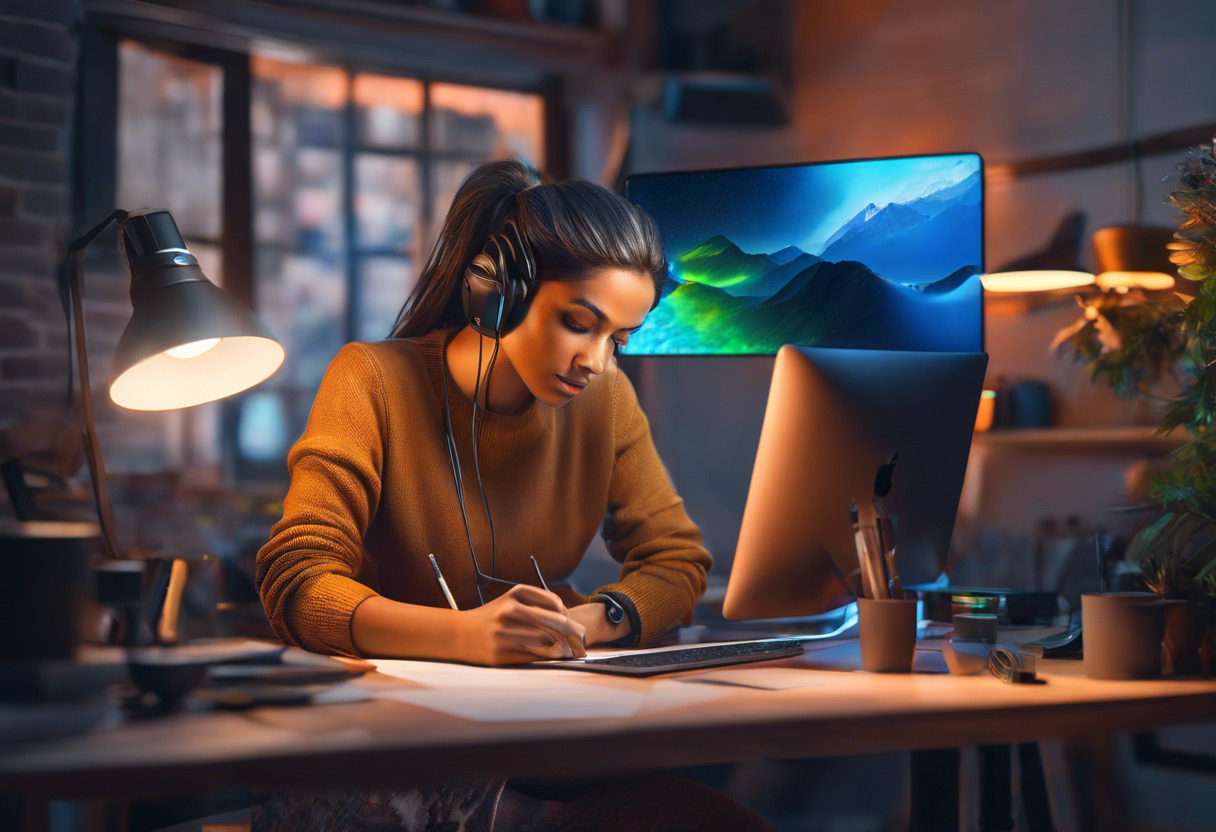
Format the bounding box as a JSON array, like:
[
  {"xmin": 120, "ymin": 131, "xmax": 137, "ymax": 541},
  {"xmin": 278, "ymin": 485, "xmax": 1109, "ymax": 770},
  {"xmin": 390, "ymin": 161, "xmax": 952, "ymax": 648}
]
[{"xmin": 500, "ymin": 268, "xmax": 655, "ymax": 407}]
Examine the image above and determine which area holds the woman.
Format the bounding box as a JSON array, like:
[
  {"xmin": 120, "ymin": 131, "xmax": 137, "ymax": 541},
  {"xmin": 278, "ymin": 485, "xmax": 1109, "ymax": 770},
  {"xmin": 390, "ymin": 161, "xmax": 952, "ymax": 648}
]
[{"xmin": 255, "ymin": 160, "xmax": 774, "ymax": 831}]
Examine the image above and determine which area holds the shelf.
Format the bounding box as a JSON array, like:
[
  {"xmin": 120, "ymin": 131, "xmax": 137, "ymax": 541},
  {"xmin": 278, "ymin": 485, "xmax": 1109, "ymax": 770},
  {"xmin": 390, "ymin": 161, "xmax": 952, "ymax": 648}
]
[
  {"xmin": 972, "ymin": 426, "xmax": 1185, "ymax": 452},
  {"xmin": 88, "ymin": 0, "xmax": 619, "ymax": 81}
]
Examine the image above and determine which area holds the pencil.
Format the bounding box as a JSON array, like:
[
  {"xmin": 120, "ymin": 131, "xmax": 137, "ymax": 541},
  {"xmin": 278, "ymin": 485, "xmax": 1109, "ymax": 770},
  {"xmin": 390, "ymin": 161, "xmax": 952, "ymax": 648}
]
[{"xmin": 428, "ymin": 554, "xmax": 459, "ymax": 610}]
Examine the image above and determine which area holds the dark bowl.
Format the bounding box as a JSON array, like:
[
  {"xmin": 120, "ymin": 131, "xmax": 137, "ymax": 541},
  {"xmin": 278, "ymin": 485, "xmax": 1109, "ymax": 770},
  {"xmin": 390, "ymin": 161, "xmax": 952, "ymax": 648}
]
[{"xmin": 127, "ymin": 649, "xmax": 211, "ymax": 706}]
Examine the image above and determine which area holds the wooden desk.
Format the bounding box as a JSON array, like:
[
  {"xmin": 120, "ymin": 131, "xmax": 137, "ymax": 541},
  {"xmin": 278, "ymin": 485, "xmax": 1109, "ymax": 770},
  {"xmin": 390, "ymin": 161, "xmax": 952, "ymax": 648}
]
[{"xmin": 3, "ymin": 640, "xmax": 1216, "ymax": 811}]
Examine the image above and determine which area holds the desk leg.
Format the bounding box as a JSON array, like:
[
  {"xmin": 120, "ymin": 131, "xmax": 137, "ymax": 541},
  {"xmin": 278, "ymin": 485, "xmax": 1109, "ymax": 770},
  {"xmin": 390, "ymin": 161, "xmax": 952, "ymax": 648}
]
[
  {"xmin": 910, "ymin": 748, "xmax": 960, "ymax": 832},
  {"xmin": 978, "ymin": 745, "xmax": 1014, "ymax": 831},
  {"xmin": 1019, "ymin": 743, "xmax": 1057, "ymax": 832}
]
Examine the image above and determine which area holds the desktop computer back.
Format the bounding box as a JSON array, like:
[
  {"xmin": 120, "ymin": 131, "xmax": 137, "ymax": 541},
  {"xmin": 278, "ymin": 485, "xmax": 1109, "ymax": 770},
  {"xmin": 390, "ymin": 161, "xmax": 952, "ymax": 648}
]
[{"xmin": 723, "ymin": 346, "xmax": 988, "ymax": 621}]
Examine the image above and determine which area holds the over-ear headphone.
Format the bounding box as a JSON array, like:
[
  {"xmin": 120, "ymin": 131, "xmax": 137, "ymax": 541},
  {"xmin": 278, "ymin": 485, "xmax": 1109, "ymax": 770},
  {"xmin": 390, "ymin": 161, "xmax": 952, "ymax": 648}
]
[{"xmin": 461, "ymin": 218, "xmax": 536, "ymax": 337}]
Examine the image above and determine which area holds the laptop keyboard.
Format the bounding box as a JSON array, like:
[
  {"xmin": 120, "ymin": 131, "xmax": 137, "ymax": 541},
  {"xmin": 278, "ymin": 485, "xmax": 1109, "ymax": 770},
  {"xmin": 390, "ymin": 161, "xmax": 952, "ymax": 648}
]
[{"xmin": 581, "ymin": 639, "xmax": 805, "ymax": 673}]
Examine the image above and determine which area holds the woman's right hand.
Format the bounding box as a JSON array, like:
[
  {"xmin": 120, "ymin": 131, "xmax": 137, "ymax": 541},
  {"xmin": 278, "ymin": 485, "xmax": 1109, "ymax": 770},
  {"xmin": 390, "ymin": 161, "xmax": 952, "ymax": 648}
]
[{"xmin": 458, "ymin": 584, "xmax": 587, "ymax": 666}]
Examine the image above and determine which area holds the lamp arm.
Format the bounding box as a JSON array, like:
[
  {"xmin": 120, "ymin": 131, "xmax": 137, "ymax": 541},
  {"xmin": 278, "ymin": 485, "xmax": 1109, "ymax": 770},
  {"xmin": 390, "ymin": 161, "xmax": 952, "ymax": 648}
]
[{"xmin": 60, "ymin": 209, "xmax": 128, "ymax": 559}]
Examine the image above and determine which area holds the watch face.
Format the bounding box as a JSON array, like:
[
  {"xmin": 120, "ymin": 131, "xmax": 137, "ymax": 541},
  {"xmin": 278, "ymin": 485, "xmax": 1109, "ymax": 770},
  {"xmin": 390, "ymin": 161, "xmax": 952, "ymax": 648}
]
[{"xmin": 601, "ymin": 597, "xmax": 625, "ymax": 624}]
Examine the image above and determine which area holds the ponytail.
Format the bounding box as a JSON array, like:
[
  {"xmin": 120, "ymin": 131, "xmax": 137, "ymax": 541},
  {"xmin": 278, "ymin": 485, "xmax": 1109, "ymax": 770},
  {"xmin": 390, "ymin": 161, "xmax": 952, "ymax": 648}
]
[{"xmin": 389, "ymin": 159, "xmax": 666, "ymax": 339}]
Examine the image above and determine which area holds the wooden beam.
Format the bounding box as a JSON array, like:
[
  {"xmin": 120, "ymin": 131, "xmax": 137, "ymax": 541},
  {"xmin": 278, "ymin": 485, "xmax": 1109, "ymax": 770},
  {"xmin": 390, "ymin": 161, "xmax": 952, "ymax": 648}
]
[{"xmin": 991, "ymin": 123, "xmax": 1216, "ymax": 180}]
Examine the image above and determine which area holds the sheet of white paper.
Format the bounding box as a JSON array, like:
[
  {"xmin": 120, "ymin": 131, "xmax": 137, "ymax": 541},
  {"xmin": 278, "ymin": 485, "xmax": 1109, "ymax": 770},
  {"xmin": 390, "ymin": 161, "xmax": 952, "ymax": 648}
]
[
  {"xmin": 366, "ymin": 659, "xmax": 737, "ymax": 721},
  {"xmin": 681, "ymin": 667, "xmax": 827, "ymax": 691},
  {"xmin": 312, "ymin": 682, "xmax": 374, "ymax": 705},
  {"xmin": 373, "ymin": 686, "xmax": 647, "ymax": 721},
  {"xmin": 370, "ymin": 659, "xmax": 590, "ymax": 688}
]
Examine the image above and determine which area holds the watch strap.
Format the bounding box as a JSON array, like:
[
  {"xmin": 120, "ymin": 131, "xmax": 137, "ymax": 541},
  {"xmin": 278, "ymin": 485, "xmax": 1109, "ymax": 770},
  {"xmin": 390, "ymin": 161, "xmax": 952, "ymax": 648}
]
[{"xmin": 596, "ymin": 591, "xmax": 640, "ymax": 647}]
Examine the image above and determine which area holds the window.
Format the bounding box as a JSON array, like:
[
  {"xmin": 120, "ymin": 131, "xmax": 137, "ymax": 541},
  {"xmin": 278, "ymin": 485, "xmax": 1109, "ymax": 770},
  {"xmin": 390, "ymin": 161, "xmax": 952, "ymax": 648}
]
[{"xmin": 107, "ymin": 40, "xmax": 546, "ymax": 482}]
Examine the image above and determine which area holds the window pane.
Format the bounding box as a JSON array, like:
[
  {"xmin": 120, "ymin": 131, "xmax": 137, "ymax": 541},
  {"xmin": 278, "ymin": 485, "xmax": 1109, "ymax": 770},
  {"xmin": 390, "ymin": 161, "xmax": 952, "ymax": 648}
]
[
  {"xmin": 252, "ymin": 56, "xmax": 348, "ymax": 260},
  {"xmin": 354, "ymin": 74, "xmax": 423, "ymax": 149},
  {"xmin": 358, "ymin": 256, "xmax": 413, "ymax": 342},
  {"xmin": 237, "ymin": 390, "xmax": 289, "ymax": 462},
  {"xmin": 356, "ymin": 155, "xmax": 420, "ymax": 251},
  {"xmin": 430, "ymin": 158, "xmax": 481, "ymax": 233},
  {"xmin": 117, "ymin": 41, "xmax": 223, "ymax": 244},
  {"xmin": 251, "ymin": 55, "xmax": 347, "ymax": 145},
  {"xmin": 255, "ymin": 251, "xmax": 346, "ymax": 392},
  {"xmin": 429, "ymin": 82, "xmax": 544, "ymax": 165},
  {"xmin": 294, "ymin": 150, "xmax": 345, "ymax": 258},
  {"xmin": 251, "ymin": 55, "xmax": 350, "ymax": 471}
]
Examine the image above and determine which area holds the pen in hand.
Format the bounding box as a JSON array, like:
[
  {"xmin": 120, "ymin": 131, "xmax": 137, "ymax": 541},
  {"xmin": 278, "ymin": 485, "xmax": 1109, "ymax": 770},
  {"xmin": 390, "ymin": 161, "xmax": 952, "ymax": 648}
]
[
  {"xmin": 429, "ymin": 553, "xmax": 459, "ymax": 611},
  {"xmin": 530, "ymin": 555, "xmax": 549, "ymax": 592},
  {"xmin": 531, "ymin": 555, "xmax": 582, "ymax": 656}
]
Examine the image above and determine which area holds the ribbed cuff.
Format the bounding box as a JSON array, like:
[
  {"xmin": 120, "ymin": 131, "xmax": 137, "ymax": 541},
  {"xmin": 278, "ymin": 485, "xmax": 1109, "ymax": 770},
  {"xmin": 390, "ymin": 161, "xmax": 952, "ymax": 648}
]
[{"xmin": 289, "ymin": 573, "xmax": 379, "ymax": 658}]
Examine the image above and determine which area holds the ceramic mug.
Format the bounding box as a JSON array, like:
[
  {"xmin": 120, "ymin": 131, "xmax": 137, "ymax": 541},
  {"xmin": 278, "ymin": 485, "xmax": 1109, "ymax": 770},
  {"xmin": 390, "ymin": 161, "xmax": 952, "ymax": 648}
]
[
  {"xmin": 0, "ymin": 521, "xmax": 99, "ymax": 660},
  {"xmin": 858, "ymin": 598, "xmax": 919, "ymax": 673},
  {"xmin": 1081, "ymin": 592, "xmax": 1165, "ymax": 680}
]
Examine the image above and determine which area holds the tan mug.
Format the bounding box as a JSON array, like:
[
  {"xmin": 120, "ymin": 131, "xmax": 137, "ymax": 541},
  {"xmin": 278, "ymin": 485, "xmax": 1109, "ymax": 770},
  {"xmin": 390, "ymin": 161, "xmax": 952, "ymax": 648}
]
[
  {"xmin": 858, "ymin": 598, "xmax": 919, "ymax": 673},
  {"xmin": 1081, "ymin": 592, "xmax": 1165, "ymax": 680}
]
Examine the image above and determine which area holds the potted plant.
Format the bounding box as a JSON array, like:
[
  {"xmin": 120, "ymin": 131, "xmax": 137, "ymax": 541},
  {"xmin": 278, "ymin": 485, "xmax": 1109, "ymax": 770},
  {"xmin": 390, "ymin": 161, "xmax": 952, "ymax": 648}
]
[{"xmin": 1054, "ymin": 144, "xmax": 1216, "ymax": 674}]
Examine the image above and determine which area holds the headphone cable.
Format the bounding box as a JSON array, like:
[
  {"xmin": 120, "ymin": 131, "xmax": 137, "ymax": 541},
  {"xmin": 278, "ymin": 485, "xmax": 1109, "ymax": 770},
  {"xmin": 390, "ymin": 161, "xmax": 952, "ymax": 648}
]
[
  {"xmin": 471, "ymin": 333, "xmax": 500, "ymax": 589},
  {"xmin": 442, "ymin": 337, "xmax": 486, "ymax": 607},
  {"xmin": 478, "ymin": 335, "xmax": 501, "ymax": 580}
]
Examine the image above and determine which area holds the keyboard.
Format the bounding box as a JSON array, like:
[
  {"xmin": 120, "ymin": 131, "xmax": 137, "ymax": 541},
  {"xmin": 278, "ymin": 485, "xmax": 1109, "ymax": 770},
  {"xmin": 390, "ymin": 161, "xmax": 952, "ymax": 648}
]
[{"xmin": 563, "ymin": 639, "xmax": 806, "ymax": 677}]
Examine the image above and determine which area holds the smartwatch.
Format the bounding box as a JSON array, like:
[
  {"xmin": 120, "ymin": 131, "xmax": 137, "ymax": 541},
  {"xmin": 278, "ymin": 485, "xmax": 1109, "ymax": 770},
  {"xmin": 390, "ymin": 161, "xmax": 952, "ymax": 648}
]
[{"xmin": 590, "ymin": 593, "xmax": 626, "ymax": 625}]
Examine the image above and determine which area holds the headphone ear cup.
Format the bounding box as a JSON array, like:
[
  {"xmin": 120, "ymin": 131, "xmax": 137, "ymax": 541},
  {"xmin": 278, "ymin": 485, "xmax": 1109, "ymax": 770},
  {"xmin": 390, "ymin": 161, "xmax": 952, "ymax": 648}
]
[
  {"xmin": 462, "ymin": 252, "xmax": 505, "ymax": 336},
  {"xmin": 496, "ymin": 221, "xmax": 536, "ymax": 335}
]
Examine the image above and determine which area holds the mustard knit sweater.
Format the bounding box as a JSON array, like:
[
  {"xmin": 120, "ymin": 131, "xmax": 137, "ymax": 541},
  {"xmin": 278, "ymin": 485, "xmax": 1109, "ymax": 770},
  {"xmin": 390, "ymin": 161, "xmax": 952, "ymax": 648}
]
[{"xmin": 256, "ymin": 329, "xmax": 712, "ymax": 657}]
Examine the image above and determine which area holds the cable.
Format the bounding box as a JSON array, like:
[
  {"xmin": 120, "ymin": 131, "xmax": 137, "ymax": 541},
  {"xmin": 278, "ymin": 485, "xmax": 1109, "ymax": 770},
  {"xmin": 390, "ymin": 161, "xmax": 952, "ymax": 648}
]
[
  {"xmin": 473, "ymin": 334, "xmax": 501, "ymax": 580},
  {"xmin": 985, "ymin": 641, "xmax": 1038, "ymax": 684},
  {"xmin": 441, "ymin": 337, "xmax": 485, "ymax": 607}
]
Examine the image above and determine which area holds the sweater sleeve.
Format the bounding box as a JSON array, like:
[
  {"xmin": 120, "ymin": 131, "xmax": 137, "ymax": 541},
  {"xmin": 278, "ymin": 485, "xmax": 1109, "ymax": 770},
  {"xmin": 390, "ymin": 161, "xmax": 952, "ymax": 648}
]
[
  {"xmin": 256, "ymin": 343, "xmax": 386, "ymax": 657},
  {"xmin": 593, "ymin": 369, "xmax": 713, "ymax": 646}
]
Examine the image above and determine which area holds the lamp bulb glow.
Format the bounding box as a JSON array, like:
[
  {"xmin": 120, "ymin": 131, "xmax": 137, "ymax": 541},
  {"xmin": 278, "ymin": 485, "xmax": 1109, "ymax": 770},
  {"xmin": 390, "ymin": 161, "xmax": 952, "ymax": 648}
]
[{"xmin": 165, "ymin": 338, "xmax": 221, "ymax": 359}]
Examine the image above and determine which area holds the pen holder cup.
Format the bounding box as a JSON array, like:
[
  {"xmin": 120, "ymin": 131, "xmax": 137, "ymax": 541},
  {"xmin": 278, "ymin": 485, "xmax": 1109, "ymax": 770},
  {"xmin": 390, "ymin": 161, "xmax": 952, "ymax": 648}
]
[
  {"xmin": 1081, "ymin": 592, "xmax": 1165, "ymax": 680},
  {"xmin": 858, "ymin": 598, "xmax": 919, "ymax": 673}
]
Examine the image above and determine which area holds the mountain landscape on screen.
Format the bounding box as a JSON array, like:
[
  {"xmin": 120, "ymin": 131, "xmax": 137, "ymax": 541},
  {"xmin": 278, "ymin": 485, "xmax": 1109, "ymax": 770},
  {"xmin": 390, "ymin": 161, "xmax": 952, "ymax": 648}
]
[{"xmin": 624, "ymin": 155, "xmax": 984, "ymax": 354}]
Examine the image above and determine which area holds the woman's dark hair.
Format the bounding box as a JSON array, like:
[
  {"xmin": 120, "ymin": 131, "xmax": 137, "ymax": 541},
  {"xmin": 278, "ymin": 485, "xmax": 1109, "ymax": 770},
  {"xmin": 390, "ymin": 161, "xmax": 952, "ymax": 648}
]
[{"xmin": 389, "ymin": 160, "xmax": 667, "ymax": 338}]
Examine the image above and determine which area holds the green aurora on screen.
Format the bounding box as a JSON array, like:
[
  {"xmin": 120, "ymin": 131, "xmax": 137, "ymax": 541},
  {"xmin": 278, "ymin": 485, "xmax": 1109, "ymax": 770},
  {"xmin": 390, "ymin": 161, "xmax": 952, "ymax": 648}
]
[{"xmin": 624, "ymin": 154, "xmax": 984, "ymax": 355}]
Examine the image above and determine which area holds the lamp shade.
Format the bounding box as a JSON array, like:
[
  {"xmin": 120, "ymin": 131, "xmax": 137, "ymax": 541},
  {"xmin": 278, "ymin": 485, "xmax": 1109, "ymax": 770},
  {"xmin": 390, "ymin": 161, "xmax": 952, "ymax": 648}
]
[
  {"xmin": 1092, "ymin": 225, "xmax": 1177, "ymax": 291},
  {"xmin": 108, "ymin": 212, "xmax": 283, "ymax": 411}
]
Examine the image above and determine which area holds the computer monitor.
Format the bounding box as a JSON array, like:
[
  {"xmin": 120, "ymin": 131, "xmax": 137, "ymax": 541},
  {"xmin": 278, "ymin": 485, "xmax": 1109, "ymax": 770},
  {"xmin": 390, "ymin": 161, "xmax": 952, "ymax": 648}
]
[
  {"xmin": 722, "ymin": 346, "xmax": 988, "ymax": 621},
  {"xmin": 624, "ymin": 153, "xmax": 984, "ymax": 355}
]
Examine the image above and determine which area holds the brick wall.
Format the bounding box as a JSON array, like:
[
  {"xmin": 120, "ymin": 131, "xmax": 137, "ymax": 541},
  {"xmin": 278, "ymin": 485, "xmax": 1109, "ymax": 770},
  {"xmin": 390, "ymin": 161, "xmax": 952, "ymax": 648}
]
[{"xmin": 0, "ymin": 0, "xmax": 78, "ymax": 426}]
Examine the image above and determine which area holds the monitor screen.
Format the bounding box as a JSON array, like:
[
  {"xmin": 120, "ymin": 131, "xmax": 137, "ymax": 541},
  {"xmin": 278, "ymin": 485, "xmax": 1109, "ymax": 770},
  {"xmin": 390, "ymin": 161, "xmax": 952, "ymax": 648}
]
[{"xmin": 624, "ymin": 153, "xmax": 984, "ymax": 355}]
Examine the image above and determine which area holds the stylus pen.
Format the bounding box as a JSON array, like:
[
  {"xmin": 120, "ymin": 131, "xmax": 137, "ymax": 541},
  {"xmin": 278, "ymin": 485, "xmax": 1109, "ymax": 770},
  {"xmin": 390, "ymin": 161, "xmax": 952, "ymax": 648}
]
[
  {"xmin": 530, "ymin": 555, "xmax": 549, "ymax": 592},
  {"xmin": 429, "ymin": 554, "xmax": 459, "ymax": 611},
  {"xmin": 531, "ymin": 555, "xmax": 581, "ymax": 654}
]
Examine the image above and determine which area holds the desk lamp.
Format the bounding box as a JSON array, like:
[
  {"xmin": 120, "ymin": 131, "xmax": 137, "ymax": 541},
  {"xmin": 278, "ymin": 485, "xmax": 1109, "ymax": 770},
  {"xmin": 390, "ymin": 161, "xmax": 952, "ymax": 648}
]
[{"xmin": 61, "ymin": 209, "xmax": 283, "ymax": 640}]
